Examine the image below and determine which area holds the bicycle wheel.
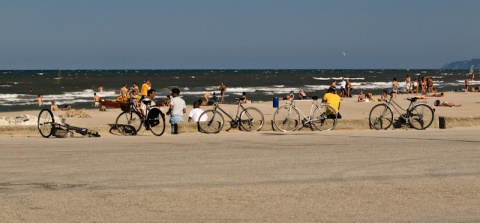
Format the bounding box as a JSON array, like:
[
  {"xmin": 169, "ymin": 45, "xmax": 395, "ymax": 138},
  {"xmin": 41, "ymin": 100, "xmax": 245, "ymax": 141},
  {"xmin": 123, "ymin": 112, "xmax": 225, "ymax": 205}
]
[
  {"xmin": 311, "ymin": 104, "xmax": 337, "ymax": 131},
  {"xmin": 115, "ymin": 111, "xmax": 142, "ymax": 135},
  {"xmin": 240, "ymin": 107, "xmax": 264, "ymax": 131},
  {"xmin": 273, "ymin": 105, "xmax": 300, "ymax": 132},
  {"xmin": 369, "ymin": 104, "xmax": 394, "ymax": 130},
  {"xmin": 198, "ymin": 110, "xmax": 224, "ymax": 134},
  {"xmin": 38, "ymin": 109, "xmax": 55, "ymax": 138},
  {"xmin": 147, "ymin": 108, "xmax": 166, "ymax": 136},
  {"xmin": 409, "ymin": 104, "xmax": 434, "ymax": 130}
]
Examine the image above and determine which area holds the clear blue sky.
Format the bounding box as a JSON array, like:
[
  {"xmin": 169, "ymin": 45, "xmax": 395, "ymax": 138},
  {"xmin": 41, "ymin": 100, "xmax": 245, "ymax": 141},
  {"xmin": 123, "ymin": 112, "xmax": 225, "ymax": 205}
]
[{"xmin": 1, "ymin": 0, "xmax": 478, "ymax": 69}]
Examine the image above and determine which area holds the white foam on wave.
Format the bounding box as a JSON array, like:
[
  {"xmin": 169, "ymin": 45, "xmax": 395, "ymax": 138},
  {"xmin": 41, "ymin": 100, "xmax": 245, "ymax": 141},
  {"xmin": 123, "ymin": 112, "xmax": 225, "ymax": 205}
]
[{"xmin": 313, "ymin": 77, "xmax": 365, "ymax": 81}]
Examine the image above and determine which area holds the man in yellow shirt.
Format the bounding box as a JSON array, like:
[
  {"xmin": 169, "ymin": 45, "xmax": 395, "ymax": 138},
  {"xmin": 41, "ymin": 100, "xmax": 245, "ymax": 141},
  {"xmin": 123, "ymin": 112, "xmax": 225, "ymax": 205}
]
[
  {"xmin": 140, "ymin": 80, "xmax": 151, "ymax": 102},
  {"xmin": 322, "ymin": 87, "xmax": 342, "ymax": 119}
]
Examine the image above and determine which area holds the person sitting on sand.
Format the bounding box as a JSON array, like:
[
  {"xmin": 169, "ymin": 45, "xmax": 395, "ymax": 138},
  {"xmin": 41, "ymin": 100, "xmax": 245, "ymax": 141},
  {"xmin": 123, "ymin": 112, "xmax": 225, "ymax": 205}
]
[
  {"xmin": 51, "ymin": 100, "xmax": 59, "ymax": 111},
  {"xmin": 298, "ymin": 90, "xmax": 307, "ymax": 100},
  {"xmin": 237, "ymin": 92, "xmax": 247, "ymax": 104},
  {"xmin": 358, "ymin": 90, "xmax": 367, "ymax": 102},
  {"xmin": 381, "ymin": 90, "xmax": 388, "ymax": 102},
  {"xmin": 163, "ymin": 95, "xmax": 171, "ymax": 106},
  {"xmin": 322, "ymin": 87, "xmax": 342, "ymax": 119},
  {"xmin": 188, "ymin": 101, "xmax": 206, "ymax": 123},
  {"xmin": 281, "ymin": 91, "xmax": 295, "ymax": 100}
]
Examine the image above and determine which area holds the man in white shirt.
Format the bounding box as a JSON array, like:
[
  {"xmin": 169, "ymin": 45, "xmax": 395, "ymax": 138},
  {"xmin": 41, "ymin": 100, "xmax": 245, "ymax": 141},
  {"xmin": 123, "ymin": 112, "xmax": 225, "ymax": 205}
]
[
  {"xmin": 140, "ymin": 89, "xmax": 156, "ymax": 117},
  {"xmin": 188, "ymin": 100, "xmax": 206, "ymax": 122},
  {"xmin": 167, "ymin": 88, "xmax": 186, "ymax": 134}
]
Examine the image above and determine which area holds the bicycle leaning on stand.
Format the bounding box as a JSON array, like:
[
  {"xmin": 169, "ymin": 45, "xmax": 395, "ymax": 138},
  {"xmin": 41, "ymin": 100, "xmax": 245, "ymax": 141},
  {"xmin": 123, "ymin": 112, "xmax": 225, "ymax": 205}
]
[
  {"xmin": 197, "ymin": 98, "xmax": 264, "ymax": 134},
  {"xmin": 115, "ymin": 97, "xmax": 166, "ymax": 136},
  {"xmin": 369, "ymin": 92, "xmax": 434, "ymax": 130},
  {"xmin": 273, "ymin": 95, "xmax": 338, "ymax": 132}
]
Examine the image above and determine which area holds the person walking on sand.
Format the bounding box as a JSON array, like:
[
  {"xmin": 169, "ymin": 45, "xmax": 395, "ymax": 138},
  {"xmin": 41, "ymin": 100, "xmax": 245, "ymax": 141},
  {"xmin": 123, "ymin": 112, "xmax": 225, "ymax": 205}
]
[
  {"xmin": 37, "ymin": 95, "xmax": 43, "ymax": 106},
  {"xmin": 166, "ymin": 88, "xmax": 186, "ymax": 134},
  {"xmin": 93, "ymin": 93, "xmax": 100, "ymax": 107},
  {"xmin": 219, "ymin": 82, "xmax": 227, "ymax": 103}
]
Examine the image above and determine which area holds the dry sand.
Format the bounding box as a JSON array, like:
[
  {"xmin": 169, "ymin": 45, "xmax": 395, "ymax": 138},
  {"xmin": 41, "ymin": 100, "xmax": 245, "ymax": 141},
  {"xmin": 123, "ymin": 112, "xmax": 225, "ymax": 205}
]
[
  {"xmin": 1, "ymin": 91, "xmax": 479, "ymax": 136},
  {"xmin": 1, "ymin": 130, "xmax": 480, "ymax": 222},
  {"xmin": 1, "ymin": 92, "xmax": 480, "ymax": 222}
]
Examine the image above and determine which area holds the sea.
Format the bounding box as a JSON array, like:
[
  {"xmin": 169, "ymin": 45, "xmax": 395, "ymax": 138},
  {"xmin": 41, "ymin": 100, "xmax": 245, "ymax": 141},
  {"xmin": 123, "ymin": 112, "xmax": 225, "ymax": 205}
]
[{"xmin": 0, "ymin": 69, "xmax": 475, "ymax": 112}]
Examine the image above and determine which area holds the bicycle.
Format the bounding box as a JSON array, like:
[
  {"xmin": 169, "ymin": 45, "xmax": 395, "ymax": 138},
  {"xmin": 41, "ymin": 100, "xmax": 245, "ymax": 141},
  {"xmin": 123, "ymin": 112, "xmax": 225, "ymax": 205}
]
[
  {"xmin": 369, "ymin": 93, "xmax": 434, "ymax": 130},
  {"xmin": 273, "ymin": 95, "xmax": 338, "ymax": 132},
  {"xmin": 197, "ymin": 99, "xmax": 264, "ymax": 134},
  {"xmin": 38, "ymin": 109, "xmax": 100, "ymax": 138},
  {"xmin": 115, "ymin": 97, "xmax": 166, "ymax": 136}
]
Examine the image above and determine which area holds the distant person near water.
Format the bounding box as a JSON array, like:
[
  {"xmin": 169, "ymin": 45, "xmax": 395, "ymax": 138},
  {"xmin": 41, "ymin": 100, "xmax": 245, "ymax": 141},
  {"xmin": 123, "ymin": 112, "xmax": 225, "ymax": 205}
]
[
  {"xmin": 219, "ymin": 82, "xmax": 227, "ymax": 103},
  {"xmin": 37, "ymin": 95, "xmax": 43, "ymax": 106},
  {"xmin": 93, "ymin": 93, "xmax": 100, "ymax": 107},
  {"xmin": 391, "ymin": 78, "xmax": 399, "ymax": 99}
]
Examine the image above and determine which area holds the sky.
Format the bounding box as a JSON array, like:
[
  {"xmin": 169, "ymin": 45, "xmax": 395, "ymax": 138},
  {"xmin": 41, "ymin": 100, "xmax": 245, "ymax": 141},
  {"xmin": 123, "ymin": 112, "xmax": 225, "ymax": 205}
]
[{"xmin": 0, "ymin": 0, "xmax": 479, "ymax": 69}]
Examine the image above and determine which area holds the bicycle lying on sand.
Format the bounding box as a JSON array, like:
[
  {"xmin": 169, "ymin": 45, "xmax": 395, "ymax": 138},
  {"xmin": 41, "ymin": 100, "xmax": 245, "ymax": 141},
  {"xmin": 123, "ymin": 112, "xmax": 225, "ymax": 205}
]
[
  {"xmin": 38, "ymin": 109, "xmax": 101, "ymax": 138},
  {"xmin": 369, "ymin": 93, "xmax": 434, "ymax": 130},
  {"xmin": 115, "ymin": 98, "xmax": 166, "ymax": 136},
  {"xmin": 273, "ymin": 95, "xmax": 338, "ymax": 132},
  {"xmin": 197, "ymin": 98, "xmax": 264, "ymax": 134}
]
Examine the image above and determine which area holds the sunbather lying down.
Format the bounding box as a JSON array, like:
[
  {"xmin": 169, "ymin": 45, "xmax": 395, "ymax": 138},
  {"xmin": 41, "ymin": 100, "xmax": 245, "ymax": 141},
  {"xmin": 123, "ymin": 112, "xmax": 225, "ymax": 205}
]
[
  {"xmin": 436, "ymin": 101, "xmax": 461, "ymax": 107},
  {"xmin": 430, "ymin": 92, "xmax": 445, "ymax": 97}
]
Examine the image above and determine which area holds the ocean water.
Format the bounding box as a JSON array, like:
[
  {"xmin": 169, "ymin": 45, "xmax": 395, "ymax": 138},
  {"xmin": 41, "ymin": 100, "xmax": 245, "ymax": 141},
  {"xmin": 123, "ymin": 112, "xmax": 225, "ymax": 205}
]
[{"xmin": 0, "ymin": 69, "xmax": 474, "ymax": 112}]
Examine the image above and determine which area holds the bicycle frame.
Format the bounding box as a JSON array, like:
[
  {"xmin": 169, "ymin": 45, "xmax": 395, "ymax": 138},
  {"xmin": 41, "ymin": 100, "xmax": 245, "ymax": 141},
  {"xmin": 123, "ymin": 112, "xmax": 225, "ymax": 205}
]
[
  {"xmin": 210, "ymin": 101, "xmax": 245, "ymax": 122},
  {"xmin": 285, "ymin": 99, "xmax": 319, "ymax": 121}
]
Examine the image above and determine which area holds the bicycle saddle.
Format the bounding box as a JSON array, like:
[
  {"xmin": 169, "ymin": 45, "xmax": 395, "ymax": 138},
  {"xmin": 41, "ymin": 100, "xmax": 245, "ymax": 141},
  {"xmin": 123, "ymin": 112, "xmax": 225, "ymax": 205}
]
[{"xmin": 407, "ymin": 97, "xmax": 418, "ymax": 102}]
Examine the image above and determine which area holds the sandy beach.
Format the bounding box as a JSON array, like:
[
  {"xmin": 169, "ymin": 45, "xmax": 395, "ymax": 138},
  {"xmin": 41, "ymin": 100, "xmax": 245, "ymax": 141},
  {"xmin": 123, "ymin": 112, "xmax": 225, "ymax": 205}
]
[
  {"xmin": 1, "ymin": 92, "xmax": 480, "ymax": 222},
  {"xmin": 1, "ymin": 91, "xmax": 479, "ymax": 136}
]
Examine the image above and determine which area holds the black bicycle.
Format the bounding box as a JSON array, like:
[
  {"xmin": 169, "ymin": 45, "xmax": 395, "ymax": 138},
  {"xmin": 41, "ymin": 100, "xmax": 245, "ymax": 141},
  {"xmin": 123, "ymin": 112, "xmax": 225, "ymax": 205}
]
[
  {"xmin": 369, "ymin": 93, "xmax": 434, "ymax": 130},
  {"xmin": 115, "ymin": 98, "xmax": 166, "ymax": 136},
  {"xmin": 197, "ymin": 99, "xmax": 264, "ymax": 134},
  {"xmin": 38, "ymin": 109, "xmax": 100, "ymax": 138}
]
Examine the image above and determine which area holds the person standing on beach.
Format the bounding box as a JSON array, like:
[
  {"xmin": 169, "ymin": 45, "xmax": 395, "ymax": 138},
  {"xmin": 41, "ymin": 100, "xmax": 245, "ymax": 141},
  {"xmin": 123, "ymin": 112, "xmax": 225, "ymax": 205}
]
[
  {"xmin": 219, "ymin": 82, "xmax": 227, "ymax": 103},
  {"xmin": 405, "ymin": 75, "xmax": 412, "ymax": 94},
  {"xmin": 339, "ymin": 78, "xmax": 347, "ymax": 97},
  {"xmin": 119, "ymin": 84, "xmax": 128, "ymax": 101},
  {"xmin": 167, "ymin": 88, "xmax": 186, "ymax": 134},
  {"xmin": 37, "ymin": 95, "xmax": 43, "ymax": 106},
  {"xmin": 93, "ymin": 93, "xmax": 100, "ymax": 107},
  {"xmin": 140, "ymin": 80, "xmax": 151, "ymax": 102},
  {"xmin": 392, "ymin": 78, "xmax": 399, "ymax": 99}
]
